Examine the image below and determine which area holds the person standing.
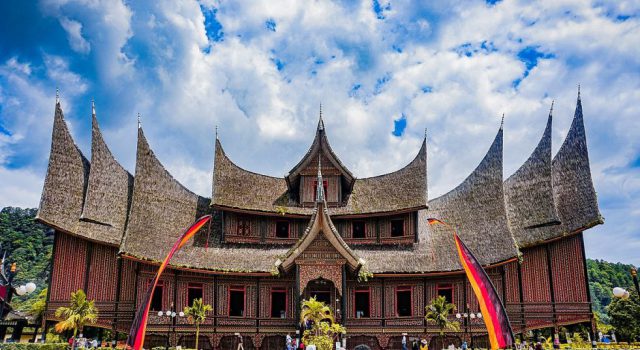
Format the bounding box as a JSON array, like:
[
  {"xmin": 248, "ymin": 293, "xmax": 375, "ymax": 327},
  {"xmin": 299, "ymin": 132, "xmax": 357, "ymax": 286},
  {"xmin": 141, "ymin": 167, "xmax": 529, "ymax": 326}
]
[{"xmin": 402, "ymin": 334, "xmax": 408, "ymax": 350}]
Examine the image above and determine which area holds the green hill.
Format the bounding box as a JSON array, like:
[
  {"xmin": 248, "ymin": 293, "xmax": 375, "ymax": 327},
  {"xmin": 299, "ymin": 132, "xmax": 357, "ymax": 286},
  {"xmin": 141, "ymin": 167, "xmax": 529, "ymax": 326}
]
[
  {"xmin": 587, "ymin": 258, "xmax": 637, "ymax": 323},
  {"xmin": 0, "ymin": 207, "xmax": 52, "ymax": 312}
]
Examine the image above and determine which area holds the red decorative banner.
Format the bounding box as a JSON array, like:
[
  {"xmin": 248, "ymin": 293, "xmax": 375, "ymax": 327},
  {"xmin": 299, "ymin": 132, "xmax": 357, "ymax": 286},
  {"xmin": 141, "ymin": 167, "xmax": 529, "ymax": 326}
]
[
  {"xmin": 127, "ymin": 215, "xmax": 212, "ymax": 350},
  {"xmin": 428, "ymin": 218, "xmax": 514, "ymax": 350}
]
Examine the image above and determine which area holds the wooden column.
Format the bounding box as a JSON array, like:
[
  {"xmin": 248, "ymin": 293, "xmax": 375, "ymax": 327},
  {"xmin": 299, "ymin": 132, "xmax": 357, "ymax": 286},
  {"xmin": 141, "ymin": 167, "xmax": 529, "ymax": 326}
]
[
  {"xmin": 545, "ymin": 244, "xmax": 557, "ymax": 330},
  {"xmin": 41, "ymin": 230, "xmax": 59, "ymax": 342}
]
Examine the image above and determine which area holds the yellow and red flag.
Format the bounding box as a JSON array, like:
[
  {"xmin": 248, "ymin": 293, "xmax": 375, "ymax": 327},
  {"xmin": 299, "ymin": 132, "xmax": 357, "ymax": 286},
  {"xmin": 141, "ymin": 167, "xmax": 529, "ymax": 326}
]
[
  {"xmin": 428, "ymin": 218, "xmax": 514, "ymax": 350},
  {"xmin": 127, "ymin": 215, "xmax": 211, "ymax": 350}
]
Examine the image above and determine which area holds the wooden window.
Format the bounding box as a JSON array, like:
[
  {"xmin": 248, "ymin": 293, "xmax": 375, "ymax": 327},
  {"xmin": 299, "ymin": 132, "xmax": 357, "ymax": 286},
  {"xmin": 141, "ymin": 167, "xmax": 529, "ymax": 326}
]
[
  {"xmin": 352, "ymin": 221, "xmax": 366, "ymax": 239},
  {"xmin": 150, "ymin": 280, "xmax": 164, "ymax": 311},
  {"xmin": 391, "ymin": 219, "xmax": 404, "ymax": 237},
  {"xmin": 236, "ymin": 217, "xmax": 250, "ymax": 236},
  {"xmin": 276, "ymin": 221, "xmax": 289, "ymax": 238},
  {"xmin": 395, "ymin": 286, "xmax": 412, "ymax": 317},
  {"xmin": 437, "ymin": 283, "xmax": 454, "ymax": 305},
  {"xmin": 354, "ymin": 288, "xmax": 370, "ymax": 318},
  {"xmin": 228, "ymin": 286, "xmax": 245, "ymax": 317},
  {"xmin": 187, "ymin": 283, "xmax": 203, "ymax": 306},
  {"xmin": 270, "ymin": 288, "xmax": 287, "ymax": 318},
  {"xmin": 313, "ymin": 180, "xmax": 329, "ymax": 201}
]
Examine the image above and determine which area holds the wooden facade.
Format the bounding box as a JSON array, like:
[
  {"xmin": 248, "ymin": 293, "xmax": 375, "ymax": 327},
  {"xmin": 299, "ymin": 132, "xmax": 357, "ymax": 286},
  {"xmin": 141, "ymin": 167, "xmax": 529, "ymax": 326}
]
[{"xmin": 42, "ymin": 229, "xmax": 593, "ymax": 349}]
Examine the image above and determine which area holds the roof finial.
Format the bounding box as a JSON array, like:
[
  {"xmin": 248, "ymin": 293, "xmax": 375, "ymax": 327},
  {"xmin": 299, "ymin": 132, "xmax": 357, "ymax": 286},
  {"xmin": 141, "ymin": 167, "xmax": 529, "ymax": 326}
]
[
  {"xmin": 316, "ymin": 154, "xmax": 324, "ymax": 203},
  {"xmin": 215, "ymin": 125, "xmax": 218, "ymax": 139},
  {"xmin": 91, "ymin": 98, "xmax": 95, "ymax": 117},
  {"xmin": 549, "ymin": 100, "xmax": 554, "ymax": 116},
  {"xmin": 577, "ymin": 84, "xmax": 581, "ymax": 101},
  {"xmin": 424, "ymin": 127, "xmax": 427, "ymax": 140},
  {"xmin": 55, "ymin": 87, "xmax": 60, "ymax": 104},
  {"xmin": 137, "ymin": 113, "xmax": 141, "ymax": 129},
  {"xmin": 500, "ymin": 113, "xmax": 505, "ymax": 129},
  {"xmin": 317, "ymin": 103, "xmax": 324, "ymax": 131}
]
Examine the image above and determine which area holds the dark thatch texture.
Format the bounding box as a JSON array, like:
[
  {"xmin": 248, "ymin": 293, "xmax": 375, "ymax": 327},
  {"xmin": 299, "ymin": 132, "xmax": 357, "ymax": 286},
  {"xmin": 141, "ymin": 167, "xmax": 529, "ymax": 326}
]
[
  {"xmin": 332, "ymin": 139, "xmax": 427, "ymax": 216},
  {"xmin": 212, "ymin": 139, "xmax": 292, "ymax": 212},
  {"xmin": 551, "ymin": 97, "xmax": 603, "ymax": 235},
  {"xmin": 354, "ymin": 127, "xmax": 519, "ymax": 273},
  {"xmin": 77, "ymin": 111, "xmax": 133, "ymax": 246},
  {"xmin": 121, "ymin": 128, "xmax": 286, "ymax": 272},
  {"xmin": 211, "ymin": 138, "xmax": 427, "ymax": 216},
  {"xmin": 285, "ymin": 116, "xmax": 355, "ymax": 190},
  {"xmin": 36, "ymin": 103, "xmax": 90, "ymax": 235},
  {"xmin": 504, "ymin": 113, "xmax": 561, "ymax": 247},
  {"xmin": 424, "ymin": 126, "xmax": 518, "ymax": 270}
]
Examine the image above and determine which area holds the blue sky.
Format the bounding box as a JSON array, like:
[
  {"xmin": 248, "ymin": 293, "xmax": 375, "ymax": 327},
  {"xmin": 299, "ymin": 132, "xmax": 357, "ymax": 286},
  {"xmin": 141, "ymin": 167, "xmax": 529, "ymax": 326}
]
[{"xmin": 0, "ymin": 0, "xmax": 638, "ymax": 264}]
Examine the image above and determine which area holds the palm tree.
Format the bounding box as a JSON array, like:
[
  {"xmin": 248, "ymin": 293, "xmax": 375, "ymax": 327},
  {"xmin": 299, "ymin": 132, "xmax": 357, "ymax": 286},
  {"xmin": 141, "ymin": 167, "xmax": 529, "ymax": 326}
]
[
  {"xmin": 300, "ymin": 296, "xmax": 334, "ymax": 335},
  {"xmin": 425, "ymin": 295, "xmax": 460, "ymax": 336},
  {"xmin": 300, "ymin": 297, "xmax": 344, "ymax": 350},
  {"xmin": 183, "ymin": 298, "xmax": 212, "ymax": 350},
  {"xmin": 54, "ymin": 289, "xmax": 98, "ymax": 339}
]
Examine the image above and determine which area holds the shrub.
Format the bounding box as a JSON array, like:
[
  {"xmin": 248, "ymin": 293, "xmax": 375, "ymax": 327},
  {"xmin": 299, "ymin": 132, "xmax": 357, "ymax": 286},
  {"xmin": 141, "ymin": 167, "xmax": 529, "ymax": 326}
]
[{"xmin": 0, "ymin": 343, "xmax": 69, "ymax": 350}]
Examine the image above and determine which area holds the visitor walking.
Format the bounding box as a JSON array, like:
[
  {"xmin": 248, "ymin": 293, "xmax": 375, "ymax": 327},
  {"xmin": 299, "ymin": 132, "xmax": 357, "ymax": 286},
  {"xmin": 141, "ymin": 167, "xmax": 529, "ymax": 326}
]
[
  {"xmin": 402, "ymin": 334, "xmax": 408, "ymax": 350},
  {"xmin": 461, "ymin": 340, "xmax": 468, "ymax": 350},
  {"xmin": 286, "ymin": 334, "xmax": 293, "ymax": 350},
  {"xmin": 419, "ymin": 339, "xmax": 428, "ymax": 350},
  {"xmin": 412, "ymin": 339, "xmax": 419, "ymax": 350},
  {"xmin": 237, "ymin": 334, "xmax": 244, "ymax": 350}
]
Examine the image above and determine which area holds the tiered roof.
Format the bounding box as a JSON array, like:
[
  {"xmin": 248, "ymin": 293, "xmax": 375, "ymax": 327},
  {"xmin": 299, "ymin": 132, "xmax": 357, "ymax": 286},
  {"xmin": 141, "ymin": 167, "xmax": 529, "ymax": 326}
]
[
  {"xmin": 37, "ymin": 93, "xmax": 602, "ymax": 274},
  {"xmin": 77, "ymin": 104, "xmax": 134, "ymax": 246},
  {"xmin": 504, "ymin": 109, "xmax": 560, "ymax": 247},
  {"xmin": 211, "ymin": 119, "xmax": 428, "ymax": 216},
  {"xmin": 36, "ymin": 101, "xmax": 90, "ymax": 237}
]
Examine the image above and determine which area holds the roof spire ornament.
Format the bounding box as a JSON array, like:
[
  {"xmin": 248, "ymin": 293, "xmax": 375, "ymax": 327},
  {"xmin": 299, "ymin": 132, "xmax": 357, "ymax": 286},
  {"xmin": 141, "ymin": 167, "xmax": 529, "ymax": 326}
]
[
  {"xmin": 316, "ymin": 155, "xmax": 324, "ymax": 203},
  {"xmin": 55, "ymin": 87, "xmax": 60, "ymax": 104},
  {"xmin": 549, "ymin": 100, "xmax": 554, "ymax": 116},
  {"xmin": 317, "ymin": 103, "xmax": 324, "ymax": 131},
  {"xmin": 577, "ymin": 84, "xmax": 581, "ymax": 101},
  {"xmin": 215, "ymin": 125, "xmax": 218, "ymax": 139},
  {"xmin": 424, "ymin": 127, "xmax": 427, "ymax": 140},
  {"xmin": 91, "ymin": 98, "xmax": 96, "ymax": 117},
  {"xmin": 500, "ymin": 113, "xmax": 505, "ymax": 129},
  {"xmin": 137, "ymin": 113, "xmax": 141, "ymax": 129}
]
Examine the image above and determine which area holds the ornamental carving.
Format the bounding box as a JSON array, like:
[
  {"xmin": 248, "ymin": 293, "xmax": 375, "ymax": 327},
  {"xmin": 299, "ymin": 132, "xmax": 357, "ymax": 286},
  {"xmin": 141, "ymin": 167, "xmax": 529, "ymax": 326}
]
[{"xmin": 299, "ymin": 263, "xmax": 343, "ymax": 296}]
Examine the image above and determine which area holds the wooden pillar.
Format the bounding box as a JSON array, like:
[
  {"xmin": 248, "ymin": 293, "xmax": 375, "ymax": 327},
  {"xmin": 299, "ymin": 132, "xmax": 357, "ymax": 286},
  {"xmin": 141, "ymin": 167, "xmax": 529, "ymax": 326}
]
[
  {"xmin": 517, "ymin": 260, "xmax": 525, "ymax": 333},
  {"xmin": 341, "ymin": 265, "xmax": 347, "ymax": 325},
  {"xmin": 212, "ymin": 275, "xmax": 217, "ymax": 331},
  {"xmin": 545, "ymin": 243, "xmax": 557, "ymax": 331},
  {"xmin": 579, "ymin": 232, "xmax": 597, "ymax": 344},
  {"xmin": 41, "ymin": 230, "xmax": 59, "ymax": 342},
  {"xmin": 256, "ymin": 277, "xmax": 260, "ymax": 333},
  {"xmin": 113, "ymin": 257, "xmax": 123, "ymax": 335},
  {"xmin": 295, "ymin": 264, "xmax": 300, "ymax": 323},
  {"xmin": 84, "ymin": 241, "xmax": 93, "ymax": 292}
]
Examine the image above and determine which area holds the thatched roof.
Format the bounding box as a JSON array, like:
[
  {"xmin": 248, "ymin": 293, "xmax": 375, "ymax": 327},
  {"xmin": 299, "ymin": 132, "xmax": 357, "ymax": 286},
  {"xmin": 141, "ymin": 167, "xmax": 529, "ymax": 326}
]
[
  {"xmin": 551, "ymin": 96, "xmax": 603, "ymax": 235},
  {"xmin": 504, "ymin": 112, "xmax": 561, "ymax": 247},
  {"xmin": 285, "ymin": 115, "xmax": 355, "ymax": 192},
  {"xmin": 211, "ymin": 137, "xmax": 428, "ymax": 216},
  {"xmin": 77, "ymin": 108, "xmax": 134, "ymax": 246},
  {"xmin": 279, "ymin": 174, "xmax": 362, "ymax": 271},
  {"xmin": 120, "ymin": 127, "xmax": 286, "ymax": 272},
  {"xmin": 36, "ymin": 102, "xmax": 90, "ymax": 236},
  {"xmin": 354, "ymin": 125, "xmax": 519, "ymax": 273},
  {"xmin": 37, "ymin": 97, "xmax": 602, "ymax": 275}
]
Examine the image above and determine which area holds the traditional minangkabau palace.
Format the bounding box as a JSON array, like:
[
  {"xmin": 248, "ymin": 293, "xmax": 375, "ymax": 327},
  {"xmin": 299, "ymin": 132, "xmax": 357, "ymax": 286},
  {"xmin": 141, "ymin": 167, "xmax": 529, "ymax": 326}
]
[{"xmin": 33, "ymin": 91, "xmax": 602, "ymax": 350}]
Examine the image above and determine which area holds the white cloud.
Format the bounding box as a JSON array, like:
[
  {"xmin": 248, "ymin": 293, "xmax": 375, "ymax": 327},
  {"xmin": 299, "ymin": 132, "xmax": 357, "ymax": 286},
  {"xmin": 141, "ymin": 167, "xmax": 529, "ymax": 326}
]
[
  {"xmin": 1, "ymin": 0, "xmax": 639, "ymax": 263},
  {"xmin": 59, "ymin": 17, "xmax": 91, "ymax": 54}
]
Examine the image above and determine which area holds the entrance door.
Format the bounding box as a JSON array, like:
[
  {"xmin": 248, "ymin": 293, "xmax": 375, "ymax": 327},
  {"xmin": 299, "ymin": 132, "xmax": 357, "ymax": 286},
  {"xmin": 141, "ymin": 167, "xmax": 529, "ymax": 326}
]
[{"xmin": 304, "ymin": 278, "xmax": 336, "ymax": 310}]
